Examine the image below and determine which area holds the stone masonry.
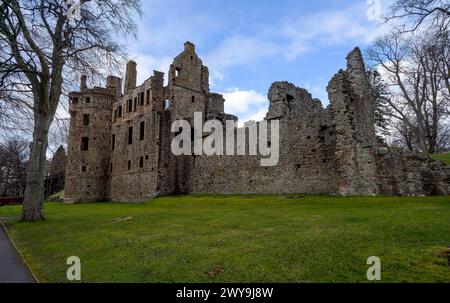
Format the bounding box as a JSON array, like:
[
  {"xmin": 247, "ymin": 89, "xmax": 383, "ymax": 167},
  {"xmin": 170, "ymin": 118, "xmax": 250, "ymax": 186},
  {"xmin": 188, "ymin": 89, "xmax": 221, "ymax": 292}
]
[{"xmin": 64, "ymin": 42, "xmax": 450, "ymax": 203}]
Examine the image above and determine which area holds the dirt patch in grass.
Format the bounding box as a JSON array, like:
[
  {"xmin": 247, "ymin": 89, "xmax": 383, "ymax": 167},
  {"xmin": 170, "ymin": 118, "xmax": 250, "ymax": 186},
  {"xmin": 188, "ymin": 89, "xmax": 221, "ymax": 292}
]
[
  {"xmin": 435, "ymin": 247, "xmax": 450, "ymax": 266},
  {"xmin": 113, "ymin": 216, "xmax": 133, "ymax": 223},
  {"xmin": 208, "ymin": 265, "xmax": 224, "ymax": 278}
]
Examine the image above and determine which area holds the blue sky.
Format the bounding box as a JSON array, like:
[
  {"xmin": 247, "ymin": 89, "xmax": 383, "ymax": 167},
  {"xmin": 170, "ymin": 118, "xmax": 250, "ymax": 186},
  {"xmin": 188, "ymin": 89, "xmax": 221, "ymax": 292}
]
[{"xmin": 125, "ymin": 0, "xmax": 392, "ymax": 123}]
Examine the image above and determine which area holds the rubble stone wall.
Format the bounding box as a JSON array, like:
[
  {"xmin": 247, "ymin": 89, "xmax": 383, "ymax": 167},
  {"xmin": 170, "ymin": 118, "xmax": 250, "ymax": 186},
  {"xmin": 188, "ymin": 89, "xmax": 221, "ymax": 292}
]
[{"xmin": 64, "ymin": 43, "xmax": 450, "ymax": 203}]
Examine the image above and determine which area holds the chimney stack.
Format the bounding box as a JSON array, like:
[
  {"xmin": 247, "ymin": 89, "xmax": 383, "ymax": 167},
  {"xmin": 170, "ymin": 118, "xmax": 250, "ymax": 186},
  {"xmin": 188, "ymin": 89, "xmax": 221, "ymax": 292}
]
[
  {"xmin": 80, "ymin": 75, "xmax": 87, "ymax": 92},
  {"xmin": 184, "ymin": 41, "xmax": 195, "ymax": 53},
  {"xmin": 107, "ymin": 76, "xmax": 123, "ymax": 97},
  {"xmin": 124, "ymin": 60, "xmax": 137, "ymax": 95}
]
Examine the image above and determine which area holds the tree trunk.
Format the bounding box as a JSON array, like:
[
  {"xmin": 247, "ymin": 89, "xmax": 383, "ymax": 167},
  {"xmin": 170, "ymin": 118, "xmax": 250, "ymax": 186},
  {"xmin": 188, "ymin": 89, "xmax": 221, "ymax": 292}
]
[{"xmin": 21, "ymin": 115, "xmax": 50, "ymax": 221}]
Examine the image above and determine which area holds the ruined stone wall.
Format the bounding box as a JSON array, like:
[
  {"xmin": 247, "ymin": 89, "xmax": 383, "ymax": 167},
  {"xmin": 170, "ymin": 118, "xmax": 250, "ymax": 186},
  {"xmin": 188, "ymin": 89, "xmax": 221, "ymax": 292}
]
[
  {"xmin": 188, "ymin": 83, "xmax": 338, "ymax": 195},
  {"xmin": 376, "ymin": 149, "xmax": 450, "ymax": 196},
  {"xmin": 328, "ymin": 48, "xmax": 378, "ymax": 196},
  {"xmin": 108, "ymin": 72, "xmax": 165, "ymax": 202},
  {"xmin": 65, "ymin": 42, "xmax": 450, "ymax": 203},
  {"xmin": 156, "ymin": 110, "xmax": 179, "ymax": 196}
]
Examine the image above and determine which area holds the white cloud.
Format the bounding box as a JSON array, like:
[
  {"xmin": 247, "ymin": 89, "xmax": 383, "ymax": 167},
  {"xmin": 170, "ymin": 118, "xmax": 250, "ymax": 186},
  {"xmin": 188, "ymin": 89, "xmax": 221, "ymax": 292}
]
[
  {"xmin": 222, "ymin": 88, "xmax": 267, "ymax": 114},
  {"xmin": 240, "ymin": 109, "xmax": 268, "ymax": 126},
  {"xmin": 123, "ymin": 0, "xmax": 229, "ymax": 86},
  {"xmin": 129, "ymin": 53, "xmax": 173, "ymax": 85},
  {"xmin": 206, "ymin": 35, "xmax": 281, "ymax": 70},
  {"xmin": 130, "ymin": 0, "xmax": 229, "ymax": 56},
  {"xmin": 200, "ymin": 2, "xmax": 393, "ymax": 88},
  {"xmin": 209, "ymin": 70, "xmax": 225, "ymax": 89},
  {"xmin": 221, "ymin": 88, "xmax": 268, "ymax": 126},
  {"xmin": 280, "ymin": 4, "xmax": 392, "ymax": 60}
]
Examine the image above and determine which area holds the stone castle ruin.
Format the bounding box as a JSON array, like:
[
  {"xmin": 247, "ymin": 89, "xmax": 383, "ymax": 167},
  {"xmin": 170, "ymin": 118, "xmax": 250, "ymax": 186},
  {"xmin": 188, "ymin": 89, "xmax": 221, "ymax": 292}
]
[{"xmin": 65, "ymin": 42, "xmax": 450, "ymax": 203}]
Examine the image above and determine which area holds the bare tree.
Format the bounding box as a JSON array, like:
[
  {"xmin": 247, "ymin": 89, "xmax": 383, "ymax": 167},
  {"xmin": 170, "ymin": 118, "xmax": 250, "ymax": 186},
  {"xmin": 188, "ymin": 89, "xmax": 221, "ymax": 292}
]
[
  {"xmin": 0, "ymin": 138, "xmax": 28, "ymax": 197},
  {"xmin": 367, "ymin": 30, "xmax": 450, "ymax": 153},
  {"xmin": 0, "ymin": 0, "xmax": 141, "ymax": 221},
  {"xmin": 367, "ymin": 69, "xmax": 392, "ymax": 136},
  {"xmin": 386, "ymin": 0, "xmax": 450, "ymax": 32},
  {"xmin": 0, "ymin": 77, "xmax": 33, "ymax": 138}
]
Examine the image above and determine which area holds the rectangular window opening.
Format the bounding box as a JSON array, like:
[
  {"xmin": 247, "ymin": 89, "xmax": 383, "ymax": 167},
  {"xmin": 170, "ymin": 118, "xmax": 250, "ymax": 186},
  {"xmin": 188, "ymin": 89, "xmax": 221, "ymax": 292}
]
[
  {"xmin": 139, "ymin": 121, "xmax": 145, "ymax": 141},
  {"xmin": 128, "ymin": 126, "xmax": 133, "ymax": 144},
  {"xmin": 127, "ymin": 99, "xmax": 132, "ymax": 112},
  {"xmin": 83, "ymin": 114, "xmax": 90, "ymax": 126},
  {"xmin": 140, "ymin": 92, "xmax": 144, "ymax": 106},
  {"xmin": 81, "ymin": 137, "xmax": 89, "ymax": 151}
]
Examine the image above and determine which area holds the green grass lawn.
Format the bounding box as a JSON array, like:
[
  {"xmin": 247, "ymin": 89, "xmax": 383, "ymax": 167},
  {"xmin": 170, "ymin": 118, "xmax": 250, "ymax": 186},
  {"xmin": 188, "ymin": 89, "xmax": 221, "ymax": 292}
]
[
  {"xmin": 1, "ymin": 195, "xmax": 449, "ymax": 283},
  {"xmin": 431, "ymin": 153, "xmax": 450, "ymax": 165}
]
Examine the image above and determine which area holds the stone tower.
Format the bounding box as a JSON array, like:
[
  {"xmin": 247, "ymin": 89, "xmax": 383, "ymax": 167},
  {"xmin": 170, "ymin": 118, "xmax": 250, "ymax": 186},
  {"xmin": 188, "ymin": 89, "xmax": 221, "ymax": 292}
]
[
  {"xmin": 65, "ymin": 76, "xmax": 116, "ymax": 203},
  {"xmin": 167, "ymin": 41, "xmax": 210, "ymax": 121},
  {"xmin": 327, "ymin": 48, "xmax": 378, "ymax": 196},
  {"xmin": 159, "ymin": 42, "xmax": 212, "ymax": 195}
]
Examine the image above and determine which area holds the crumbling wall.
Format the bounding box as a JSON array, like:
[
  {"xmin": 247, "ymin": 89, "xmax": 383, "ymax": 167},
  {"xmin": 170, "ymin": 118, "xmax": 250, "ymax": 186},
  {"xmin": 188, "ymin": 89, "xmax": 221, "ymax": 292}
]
[
  {"xmin": 65, "ymin": 43, "xmax": 450, "ymax": 203},
  {"xmin": 376, "ymin": 149, "xmax": 450, "ymax": 196},
  {"xmin": 188, "ymin": 82, "xmax": 338, "ymax": 195},
  {"xmin": 328, "ymin": 48, "xmax": 378, "ymax": 196}
]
